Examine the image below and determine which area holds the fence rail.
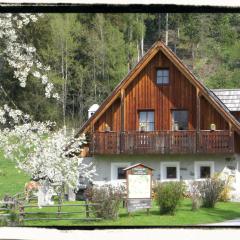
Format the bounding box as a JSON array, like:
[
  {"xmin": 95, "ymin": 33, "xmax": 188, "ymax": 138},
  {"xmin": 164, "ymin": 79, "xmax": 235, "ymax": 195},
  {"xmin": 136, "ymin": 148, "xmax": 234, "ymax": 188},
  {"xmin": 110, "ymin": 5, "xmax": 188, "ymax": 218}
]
[
  {"xmin": 18, "ymin": 201, "xmax": 102, "ymax": 223},
  {"xmin": 1, "ymin": 195, "xmax": 102, "ymax": 224},
  {"xmin": 91, "ymin": 130, "xmax": 234, "ymax": 154}
]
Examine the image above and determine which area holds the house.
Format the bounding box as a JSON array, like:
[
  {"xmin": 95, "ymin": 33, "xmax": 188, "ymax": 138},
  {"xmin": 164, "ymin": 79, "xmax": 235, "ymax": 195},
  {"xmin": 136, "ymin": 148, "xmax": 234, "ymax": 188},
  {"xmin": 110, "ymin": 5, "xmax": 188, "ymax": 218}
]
[{"xmin": 77, "ymin": 40, "xmax": 240, "ymax": 198}]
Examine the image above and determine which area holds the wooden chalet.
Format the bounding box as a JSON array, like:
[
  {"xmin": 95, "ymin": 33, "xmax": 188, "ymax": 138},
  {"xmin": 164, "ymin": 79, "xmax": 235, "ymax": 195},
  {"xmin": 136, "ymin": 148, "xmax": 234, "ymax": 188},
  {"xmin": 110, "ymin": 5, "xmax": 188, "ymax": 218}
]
[{"xmin": 77, "ymin": 40, "xmax": 240, "ymax": 156}]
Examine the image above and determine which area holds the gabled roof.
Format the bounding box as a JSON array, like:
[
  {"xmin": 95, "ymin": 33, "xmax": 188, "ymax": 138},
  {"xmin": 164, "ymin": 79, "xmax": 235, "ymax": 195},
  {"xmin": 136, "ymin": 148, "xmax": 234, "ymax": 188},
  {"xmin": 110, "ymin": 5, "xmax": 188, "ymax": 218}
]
[
  {"xmin": 77, "ymin": 40, "xmax": 240, "ymax": 135},
  {"xmin": 211, "ymin": 89, "xmax": 240, "ymax": 111}
]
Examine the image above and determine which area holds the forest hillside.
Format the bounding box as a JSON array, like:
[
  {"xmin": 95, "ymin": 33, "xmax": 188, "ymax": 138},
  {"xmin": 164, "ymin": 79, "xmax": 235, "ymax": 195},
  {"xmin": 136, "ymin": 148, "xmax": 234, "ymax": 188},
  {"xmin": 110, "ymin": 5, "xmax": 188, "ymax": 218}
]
[{"xmin": 0, "ymin": 13, "xmax": 239, "ymax": 128}]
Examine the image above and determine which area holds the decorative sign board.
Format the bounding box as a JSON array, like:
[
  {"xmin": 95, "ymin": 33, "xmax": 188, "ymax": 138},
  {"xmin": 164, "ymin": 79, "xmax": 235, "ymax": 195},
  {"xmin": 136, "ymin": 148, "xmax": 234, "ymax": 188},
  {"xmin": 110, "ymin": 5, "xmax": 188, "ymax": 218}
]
[
  {"xmin": 124, "ymin": 163, "xmax": 153, "ymax": 213},
  {"xmin": 127, "ymin": 199, "xmax": 151, "ymax": 212},
  {"xmin": 128, "ymin": 174, "xmax": 151, "ymax": 199}
]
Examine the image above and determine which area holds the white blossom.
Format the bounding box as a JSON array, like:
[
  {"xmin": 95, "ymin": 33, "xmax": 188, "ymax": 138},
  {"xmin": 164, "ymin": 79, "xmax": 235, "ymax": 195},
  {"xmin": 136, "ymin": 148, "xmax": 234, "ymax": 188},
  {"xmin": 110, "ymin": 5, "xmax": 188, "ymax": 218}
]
[
  {"xmin": 0, "ymin": 13, "xmax": 58, "ymax": 99},
  {"xmin": 0, "ymin": 111, "xmax": 95, "ymax": 189}
]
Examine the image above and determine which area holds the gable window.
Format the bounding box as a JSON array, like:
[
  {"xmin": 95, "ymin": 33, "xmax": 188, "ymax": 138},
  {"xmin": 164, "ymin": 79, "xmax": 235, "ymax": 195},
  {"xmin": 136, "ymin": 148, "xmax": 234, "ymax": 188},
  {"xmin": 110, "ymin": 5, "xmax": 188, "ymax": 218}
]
[
  {"xmin": 172, "ymin": 110, "xmax": 188, "ymax": 130},
  {"xmin": 139, "ymin": 111, "xmax": 154, "ymax": 131},
  {"xmin": 156, "ymin": 69, "xmax": 169, "ymax": 84}
]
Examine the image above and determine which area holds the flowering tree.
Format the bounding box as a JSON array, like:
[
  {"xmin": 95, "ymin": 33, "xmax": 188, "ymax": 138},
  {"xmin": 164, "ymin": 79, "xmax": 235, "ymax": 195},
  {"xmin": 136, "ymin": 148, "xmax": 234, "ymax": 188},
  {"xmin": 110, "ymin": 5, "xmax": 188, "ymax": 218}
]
[
  {"xmin": 0, "ymin": 13, "xmax": 59, "ymax": 98},
  {"xmin": 0, "ymin": 14, "xmax": 95, "ymax": 204}
]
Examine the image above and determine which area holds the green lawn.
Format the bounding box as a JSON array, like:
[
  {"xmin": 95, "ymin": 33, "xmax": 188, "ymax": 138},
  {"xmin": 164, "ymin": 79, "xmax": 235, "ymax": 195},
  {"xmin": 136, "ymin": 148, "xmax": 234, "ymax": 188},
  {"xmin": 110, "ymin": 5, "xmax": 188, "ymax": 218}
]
[
  {"xmin": 0, "ymin": 151, "xmax": 29, "ymax": 198},
  {"xmin": 20, "ymin": 199, "xmax": 240, "ymax": 226},
  {"xmin": 1, "ymin": 152, "xmax": 240, "ymax": 226}
]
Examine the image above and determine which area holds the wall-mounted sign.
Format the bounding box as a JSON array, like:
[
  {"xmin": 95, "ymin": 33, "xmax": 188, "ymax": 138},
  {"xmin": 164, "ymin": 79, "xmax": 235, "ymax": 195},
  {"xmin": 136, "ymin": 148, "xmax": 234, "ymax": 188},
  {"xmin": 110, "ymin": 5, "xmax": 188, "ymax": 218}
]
[{"xmin": 124, "ymin": 163, "xmax": 153, "ymax": 213}]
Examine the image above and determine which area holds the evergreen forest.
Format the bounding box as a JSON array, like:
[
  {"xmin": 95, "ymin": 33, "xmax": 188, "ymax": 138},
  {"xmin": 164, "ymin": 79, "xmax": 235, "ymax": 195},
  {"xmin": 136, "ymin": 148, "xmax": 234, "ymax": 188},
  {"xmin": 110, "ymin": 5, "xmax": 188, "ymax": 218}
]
[{"xmin": 1, "ymin": 13, "xmax": 240, "ymax": 128}]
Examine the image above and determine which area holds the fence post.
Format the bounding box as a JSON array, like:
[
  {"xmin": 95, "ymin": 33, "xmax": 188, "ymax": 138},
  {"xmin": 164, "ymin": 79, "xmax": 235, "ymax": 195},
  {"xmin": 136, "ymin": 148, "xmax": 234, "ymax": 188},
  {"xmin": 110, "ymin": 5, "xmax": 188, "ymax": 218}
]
[
  {"xmin": 18, "ymin": 203, "xmax": 24, "ymax": 225},
  {"xmin": 57, "ymin": 184, "xmax": 64, "ymax": 218},
  {"xmin": 85, "ymin": 199, "xmax": 89, "ymax": 218}
]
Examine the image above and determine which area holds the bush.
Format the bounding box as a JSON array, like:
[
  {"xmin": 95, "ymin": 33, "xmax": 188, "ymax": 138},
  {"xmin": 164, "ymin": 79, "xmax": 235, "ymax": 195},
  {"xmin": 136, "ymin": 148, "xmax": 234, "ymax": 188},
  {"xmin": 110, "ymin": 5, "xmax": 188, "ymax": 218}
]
[
  {"xmin": 218, "ymin": 175, "xmax": 233, "ymax": 202},
  {"xmin": 155, "ymin": 181, "xmax": 185, "ymax": 215},
  {"xmin": 197, "ymin": 178, "xmax": 224, "ymax": 208},
  {"xmin": 87, "ymin": 184, "xmax": 125, "ymax": 220}
]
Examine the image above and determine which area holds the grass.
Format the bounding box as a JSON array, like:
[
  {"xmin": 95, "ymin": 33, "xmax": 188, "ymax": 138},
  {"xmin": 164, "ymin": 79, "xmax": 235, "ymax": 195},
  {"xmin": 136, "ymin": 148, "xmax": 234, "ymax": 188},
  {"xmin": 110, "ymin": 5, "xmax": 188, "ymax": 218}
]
[
  {"xmin": 1, "ymin": 152, "xmax": 240, "ymax": 226},
  {"xmin": 0, "ymin": 151, "xmax": 29, "ymax": 198},
  {"xmin": 20, "ymin": 199, "xmax": 240, "ymax": 226}
]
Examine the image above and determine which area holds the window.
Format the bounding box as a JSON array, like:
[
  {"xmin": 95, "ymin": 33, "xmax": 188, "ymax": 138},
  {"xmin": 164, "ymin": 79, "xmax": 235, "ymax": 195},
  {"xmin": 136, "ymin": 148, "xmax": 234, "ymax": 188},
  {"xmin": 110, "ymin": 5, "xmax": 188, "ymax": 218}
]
[
  {"xmin": 117, "ymin": 167, "xmax": 126, "ymax": 179},
  {"xmin": 200, "ymin": 166, "xmax": 211, "ymax": 178},
  {"xmin": 172, "ymin": 110, "xmax": 188, "ymax": 130},
  {"xmin": 194, "ymin": 161, "xmax": 214, "ymax": 179},
  {"xmin": 161, "ymin": 162, "xmax": 180, "ymax": 181},
  {"xmin": 111, "ymin": 162, "xmax": 130, "ymax": 180},
  {"xmin": 166, "ymin": 167, "xmax": 177, "ymax": 179},
  {"xmin": 156, "ymin": 69, "xmax": 169, "ymax": 84},
  {"xmin": 139, "ymin": 111, "xmax": 154, "ymax": 131}
]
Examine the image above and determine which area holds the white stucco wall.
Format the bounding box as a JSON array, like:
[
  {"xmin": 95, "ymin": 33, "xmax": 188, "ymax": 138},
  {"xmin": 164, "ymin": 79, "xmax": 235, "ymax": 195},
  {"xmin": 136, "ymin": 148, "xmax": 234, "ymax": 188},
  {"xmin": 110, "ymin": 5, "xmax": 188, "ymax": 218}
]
[
  {"xmin": 83, "ymin": 153, "xmax": 239, "ymax": 182},
  {"xmin": 81, "ymin": 154, "xmax": 240, "ymax": 201}
]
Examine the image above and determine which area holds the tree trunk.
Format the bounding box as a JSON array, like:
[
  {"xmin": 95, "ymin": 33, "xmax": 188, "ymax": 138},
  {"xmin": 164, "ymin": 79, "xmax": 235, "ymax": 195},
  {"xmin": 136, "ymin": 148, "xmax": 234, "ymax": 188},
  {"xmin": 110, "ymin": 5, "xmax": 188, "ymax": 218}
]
[
  {"xmin": 61, "ymin": 38, "xmax": 66, "ymax": 130},
  {"xmin": 158, "ymin": 13, "xmax": 161, "ymax": 38},
  {"xmin": 192, "ymin": 43, "xmax": 195, "ymax": 70},
  {"xmin": 141, "ymin": 15, "xmax": 144, "ymax": 57},
  {"xmin": 93, "ymin": 56, "xmax": 97, "ymax": 102},
  {"xmin": 64, "ymin": 37, "xmax": 68, "ymax": 133},
  {"xmin": 137, "ymin": 42, "xmax": 140, "ymax": 62},
  {"xmin": 165, "ymin": 13, "xmax": 169, "ymax": 46}
]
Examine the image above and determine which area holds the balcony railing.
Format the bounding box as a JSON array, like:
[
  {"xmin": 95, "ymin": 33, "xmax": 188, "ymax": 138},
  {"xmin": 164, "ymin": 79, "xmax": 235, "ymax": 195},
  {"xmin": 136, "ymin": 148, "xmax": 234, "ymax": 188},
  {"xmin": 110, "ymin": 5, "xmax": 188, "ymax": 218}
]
[{"xmin": 90, "ymin": 130, "xmax": 234, "ymax": 155}]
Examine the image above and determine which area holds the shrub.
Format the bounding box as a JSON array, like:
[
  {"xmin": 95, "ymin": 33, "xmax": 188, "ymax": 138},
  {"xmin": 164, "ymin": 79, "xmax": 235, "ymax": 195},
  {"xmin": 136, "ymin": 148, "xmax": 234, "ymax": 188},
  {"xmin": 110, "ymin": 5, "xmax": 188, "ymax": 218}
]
[
  {"xmin": 218, "ymin": 175, "xmax": 233, "ymax": 202},
  {"xmin": 88, "ymin": 184, "xmax": 125, "ymax": 220},
  {"xmin": 197, "ymin": 178, "xmax": 224, "ymax": 208},
  {"xmin": 155, "ymin": 181, "xmax": 185, "ymax": 215}
]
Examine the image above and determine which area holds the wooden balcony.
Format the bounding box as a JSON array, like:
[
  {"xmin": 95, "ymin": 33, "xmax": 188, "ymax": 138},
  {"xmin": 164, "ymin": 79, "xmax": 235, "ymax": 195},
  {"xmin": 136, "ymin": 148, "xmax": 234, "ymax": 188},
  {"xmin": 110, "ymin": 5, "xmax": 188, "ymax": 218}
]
[{"xmin": 90, "ymin": 130, "xmax": 234, "ymax": 155}]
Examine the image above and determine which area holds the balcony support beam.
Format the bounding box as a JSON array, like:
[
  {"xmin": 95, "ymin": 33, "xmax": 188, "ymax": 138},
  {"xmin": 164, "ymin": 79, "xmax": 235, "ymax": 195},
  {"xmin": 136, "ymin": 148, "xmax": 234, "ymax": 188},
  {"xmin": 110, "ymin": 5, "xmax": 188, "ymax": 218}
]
[
  {"xmin": 196, "ymin": 88, "xmax": 201, "ymax": 152},
  {"xmin": 120, "ymin": 88, "xmax": 125, "ymax": 132}
]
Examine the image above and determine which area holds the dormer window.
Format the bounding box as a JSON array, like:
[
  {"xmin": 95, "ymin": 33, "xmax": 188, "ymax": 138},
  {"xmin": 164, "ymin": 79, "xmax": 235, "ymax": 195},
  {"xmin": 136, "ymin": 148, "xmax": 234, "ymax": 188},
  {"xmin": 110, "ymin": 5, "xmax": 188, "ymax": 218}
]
[{"xmin": 156, "ymin": 69, "xmax": 169, "ymax": 85}]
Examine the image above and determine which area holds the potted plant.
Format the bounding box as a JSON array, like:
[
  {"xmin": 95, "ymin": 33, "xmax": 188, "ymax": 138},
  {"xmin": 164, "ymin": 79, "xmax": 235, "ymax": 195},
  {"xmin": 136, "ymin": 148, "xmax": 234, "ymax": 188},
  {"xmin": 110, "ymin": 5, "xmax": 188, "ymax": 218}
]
[
  {"xmin": 210, "ymin": 123, "xmax": 216, "ymax": 131},
  {"xmin": 139, "ymin": 123, "xmax": 146, "ymax": 132},
  {"xmin": 104, "ymin": 123, "xmax": 111, "ymax": 132}
]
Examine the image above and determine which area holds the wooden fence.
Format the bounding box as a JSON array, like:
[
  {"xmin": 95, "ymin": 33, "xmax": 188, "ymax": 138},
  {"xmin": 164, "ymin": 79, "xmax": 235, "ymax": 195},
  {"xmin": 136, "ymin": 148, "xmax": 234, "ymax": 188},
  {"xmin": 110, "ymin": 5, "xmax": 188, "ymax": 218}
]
[
  {"xmin": 18, "ymin": 201, "xmax": 102, "ymax": 222},
  {"xmin": 0, "ymin": 195, "xmax": 102, "ymax": 225}
]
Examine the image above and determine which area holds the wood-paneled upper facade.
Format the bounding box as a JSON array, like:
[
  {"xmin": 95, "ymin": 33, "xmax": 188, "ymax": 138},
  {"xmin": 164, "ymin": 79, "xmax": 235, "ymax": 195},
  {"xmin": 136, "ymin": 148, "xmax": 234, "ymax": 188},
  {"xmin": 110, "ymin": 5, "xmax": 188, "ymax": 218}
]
[{"xmin": 77, "ymin": 40, "xmax": 240, "ymax": 155}]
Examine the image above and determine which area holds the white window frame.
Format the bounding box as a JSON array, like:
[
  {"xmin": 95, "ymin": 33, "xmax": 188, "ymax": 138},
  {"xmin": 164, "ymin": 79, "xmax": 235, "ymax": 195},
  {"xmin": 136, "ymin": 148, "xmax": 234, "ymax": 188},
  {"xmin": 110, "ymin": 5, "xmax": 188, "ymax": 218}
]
[
  {"xmin": 111, "ymin": 162, "xmax": 131, "ymax": 180},
  {"xmin": 194, "ymin": 161, "xmax": 215, "ymax": 180},
  {"xmin": 160, "ymin": 161, "xmax": 180, "ymax": 181}
]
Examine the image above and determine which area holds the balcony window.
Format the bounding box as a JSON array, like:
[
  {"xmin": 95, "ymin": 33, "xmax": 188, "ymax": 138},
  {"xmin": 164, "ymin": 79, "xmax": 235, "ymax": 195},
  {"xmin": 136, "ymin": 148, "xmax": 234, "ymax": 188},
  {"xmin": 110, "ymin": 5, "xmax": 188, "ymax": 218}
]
[
  {"xmin": 157, "ymin": 69, "xmax": 169, "ymax": 84},
  {"xmin": 139, "ymin": 111, "xmax": 154, "ymax": 131},
  {"xmin": 172, "ymin": 110, "xmax": 188, "ymax": 130}
]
